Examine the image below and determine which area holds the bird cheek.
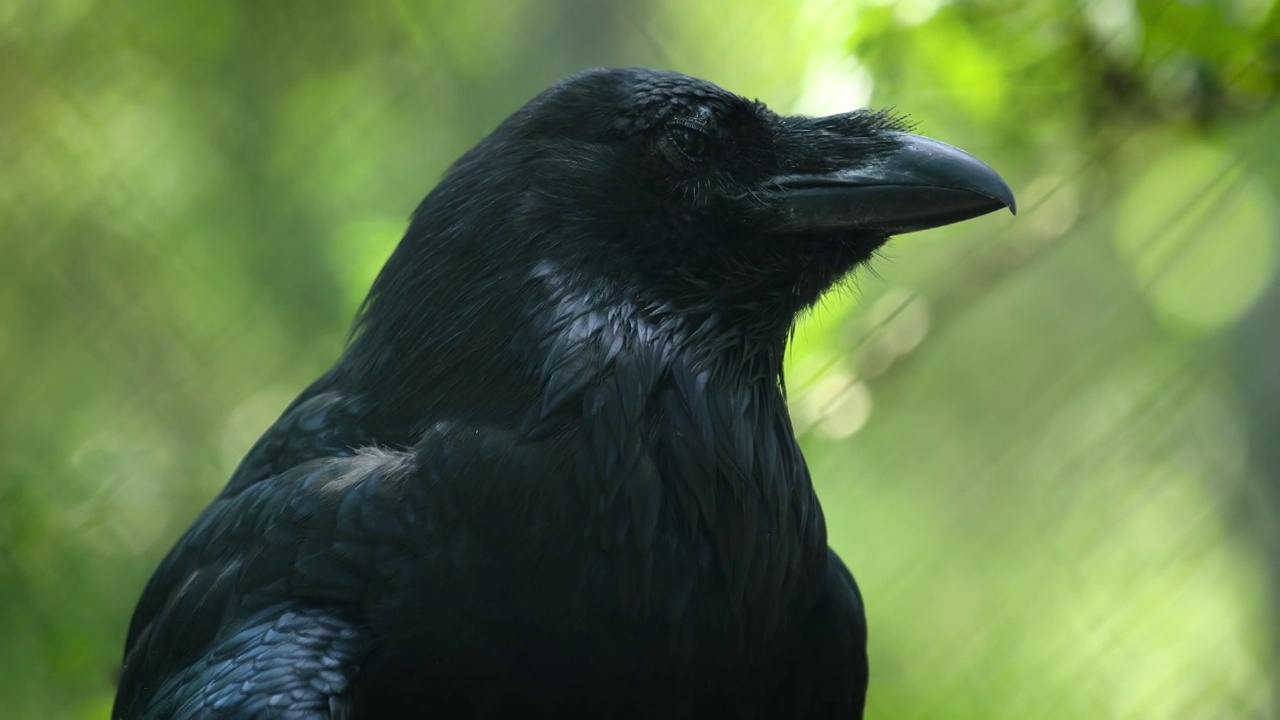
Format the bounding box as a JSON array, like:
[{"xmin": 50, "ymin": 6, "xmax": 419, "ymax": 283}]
[{"xmin": 674, "ymin": 209, "xmax": 698, "ymax": 225}]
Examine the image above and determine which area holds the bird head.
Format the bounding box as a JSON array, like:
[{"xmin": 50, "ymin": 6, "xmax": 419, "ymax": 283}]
[{"xmin": 458, "ymin": 68, "xmax": 1015, "ymax": 318}]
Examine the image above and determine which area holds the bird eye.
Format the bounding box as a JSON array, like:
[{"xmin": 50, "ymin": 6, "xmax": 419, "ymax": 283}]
[{"xmin": 666, "ymin": 124, "xmax": 712, "ymax": 162}]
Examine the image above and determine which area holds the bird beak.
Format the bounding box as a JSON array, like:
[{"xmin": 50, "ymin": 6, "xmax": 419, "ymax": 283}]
[{"xmin": 762, "ymin": 132, "xmax": 1016, "ymax": 235}]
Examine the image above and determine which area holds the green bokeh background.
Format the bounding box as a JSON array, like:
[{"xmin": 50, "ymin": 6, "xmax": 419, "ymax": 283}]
[{"xmin": 2, "ymin": 1, "xmax": 1278, "ymax": 717}]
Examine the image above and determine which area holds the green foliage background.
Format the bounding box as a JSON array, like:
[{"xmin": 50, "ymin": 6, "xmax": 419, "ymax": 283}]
[{"xmin": 2, "ymin": 0, "xmax": 1278, "ymax": 717}]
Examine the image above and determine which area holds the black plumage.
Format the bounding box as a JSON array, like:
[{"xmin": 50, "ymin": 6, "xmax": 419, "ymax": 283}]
[{"xmin": 114, "ymin": 68, "xmax": 1013, "ymax": 719}]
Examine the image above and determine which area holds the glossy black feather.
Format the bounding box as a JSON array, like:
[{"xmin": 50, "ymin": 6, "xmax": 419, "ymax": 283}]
[{"xmin": 114, "ymin": 68, "xmax": 883, "ymax": 719}]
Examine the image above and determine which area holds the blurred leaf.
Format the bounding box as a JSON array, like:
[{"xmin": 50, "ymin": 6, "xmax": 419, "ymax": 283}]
[{"xmin": 1114, "ymin": 140, "xmax": 1277, "ymax": 333}]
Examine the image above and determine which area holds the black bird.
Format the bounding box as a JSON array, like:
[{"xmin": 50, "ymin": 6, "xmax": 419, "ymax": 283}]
[{"xmin": 113, "ymin": 68, "xmax": 1014, "ymax": 719}]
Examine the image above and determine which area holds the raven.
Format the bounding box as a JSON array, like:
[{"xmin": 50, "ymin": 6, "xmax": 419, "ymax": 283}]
[{"xmin": 113, "ymin": 68, "xmax": 1014, "ymax": 719}]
